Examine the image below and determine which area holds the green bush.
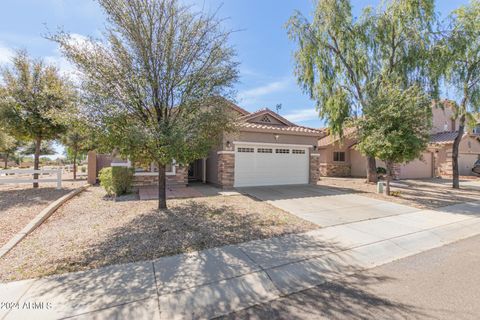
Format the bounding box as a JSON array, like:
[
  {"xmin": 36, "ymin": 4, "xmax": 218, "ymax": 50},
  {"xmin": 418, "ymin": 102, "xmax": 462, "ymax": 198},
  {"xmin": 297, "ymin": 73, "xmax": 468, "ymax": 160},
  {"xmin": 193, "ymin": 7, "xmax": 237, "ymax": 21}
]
[
  {"xmin": 376, "ymin": 167, "xmax": 387, "ymax": 175},
  {"xmin": 99, "ymin": 166, "xmax": 134, "ymax": 196},
  {"xmin": 80, "ymin": 166, "xmax": 87, "ymax": 173}
]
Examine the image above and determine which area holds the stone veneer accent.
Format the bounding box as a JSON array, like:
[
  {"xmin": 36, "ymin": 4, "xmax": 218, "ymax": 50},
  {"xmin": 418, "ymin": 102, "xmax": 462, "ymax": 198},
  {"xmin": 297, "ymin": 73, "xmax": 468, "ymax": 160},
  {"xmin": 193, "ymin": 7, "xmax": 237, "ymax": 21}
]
[
  {"xmin": 309, "ymin": 154, "xmax": 320, "ymax": 183},
  {"xmin": 319, "ymin": 163, "xmax": 351, "ymax": 177},
  {"xmin": 438, "ymin": 150, "xmax": 453, "ymax": 178},
  {"xmin": 218, "ymin": 152, "xmax": 235, "ymax": 188},
  {"xmin": 132, "ymin": 166, "xmax": 188, "ymax": 189}
]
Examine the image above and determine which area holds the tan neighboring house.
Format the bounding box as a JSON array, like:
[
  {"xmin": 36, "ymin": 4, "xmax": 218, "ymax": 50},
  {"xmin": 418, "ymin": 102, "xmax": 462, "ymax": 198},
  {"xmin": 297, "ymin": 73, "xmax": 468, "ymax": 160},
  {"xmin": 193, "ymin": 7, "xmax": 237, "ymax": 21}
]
[
  {"xmin": 89, "ymin": 99, "xmax": 324, "ymax": 188},
  {"xmin": 318, "ymin": 104, "xmax": 480, "ymax": 179}
]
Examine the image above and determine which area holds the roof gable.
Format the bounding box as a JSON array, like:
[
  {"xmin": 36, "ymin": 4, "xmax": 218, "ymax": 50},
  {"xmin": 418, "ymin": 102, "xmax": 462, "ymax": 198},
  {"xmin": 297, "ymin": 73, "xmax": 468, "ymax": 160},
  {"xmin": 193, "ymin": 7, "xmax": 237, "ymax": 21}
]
[{"xmin": 240, "ymin": 108, "xmax": 295, "ymax": 126}]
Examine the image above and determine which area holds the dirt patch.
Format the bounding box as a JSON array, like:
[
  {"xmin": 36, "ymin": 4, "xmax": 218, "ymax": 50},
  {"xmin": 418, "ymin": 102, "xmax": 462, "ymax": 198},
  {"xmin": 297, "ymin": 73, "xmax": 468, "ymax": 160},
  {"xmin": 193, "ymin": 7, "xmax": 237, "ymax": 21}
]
[
  {"xmin": 0, "ymin": 186, "xmax": 316, "ymax": 282},
  {"xmin": 0, "ymin": 176, "xmax": 86, "ymax": 247},
  {"xmin": 317, "ymin": 177, "xmax": 480, "ymax": 209}
]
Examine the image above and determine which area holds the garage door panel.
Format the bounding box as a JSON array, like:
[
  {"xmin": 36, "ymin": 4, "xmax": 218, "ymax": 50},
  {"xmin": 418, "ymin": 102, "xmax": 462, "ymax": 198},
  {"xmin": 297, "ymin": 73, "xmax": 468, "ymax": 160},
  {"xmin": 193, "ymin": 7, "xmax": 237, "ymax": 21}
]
[
  {"xmin": 234, "ymin": 145, "xmax": 309, "ymax": 187},
  {"xmin": 459, "ymin": 154, "xmax": 478, "ymax": 176},
  {"xmin": 399, "ymin": 152, "xmax": 433, "ymax": 179}
]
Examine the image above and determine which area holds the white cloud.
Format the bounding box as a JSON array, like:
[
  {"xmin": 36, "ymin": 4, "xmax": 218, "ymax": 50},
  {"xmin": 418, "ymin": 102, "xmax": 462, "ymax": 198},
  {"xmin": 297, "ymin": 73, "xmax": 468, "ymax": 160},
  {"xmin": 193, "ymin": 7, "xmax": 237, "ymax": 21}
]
[
  {"xmin": 0, "ymin": 42, "xmax": 14, "ymax": 64},
  {"xmin": 284, "ymin": 108, "xmax": 319, "ymax": 123},
  {"xmin": 238, "ymin": 78, "xmax": 291, "ymax": 100}
]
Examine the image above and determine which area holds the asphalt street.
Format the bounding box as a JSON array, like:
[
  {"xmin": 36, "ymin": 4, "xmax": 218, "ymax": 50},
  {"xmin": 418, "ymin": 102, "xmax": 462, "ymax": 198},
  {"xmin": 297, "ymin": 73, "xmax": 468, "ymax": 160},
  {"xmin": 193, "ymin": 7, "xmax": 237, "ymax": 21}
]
[{"xmin": 222, "ymin": 235, "xmax": 480, "ymax": 320}]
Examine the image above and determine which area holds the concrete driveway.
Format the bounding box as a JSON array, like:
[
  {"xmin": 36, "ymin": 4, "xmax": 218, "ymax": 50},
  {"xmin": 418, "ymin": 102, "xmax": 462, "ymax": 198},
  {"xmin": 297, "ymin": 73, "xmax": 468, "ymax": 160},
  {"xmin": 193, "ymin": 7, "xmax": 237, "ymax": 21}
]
[{"xmin": 239, "ymin": 185, "xmax": 418, "ymax": 227}]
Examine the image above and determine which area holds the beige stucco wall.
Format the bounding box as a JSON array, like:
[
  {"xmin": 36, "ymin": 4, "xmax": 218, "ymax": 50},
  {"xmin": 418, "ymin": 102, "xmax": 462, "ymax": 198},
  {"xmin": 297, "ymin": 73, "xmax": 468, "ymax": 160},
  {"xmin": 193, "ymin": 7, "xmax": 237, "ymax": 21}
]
[
  {"xmin": 432, "ymin": 106, "xmax": 458, "ymax": 133},
  {"xmin": 319, "ymin": 138, "xmax": 355, "ymax": 164},
  {"xmin": 206, "ymin": 145, "xmax": 220, "ymax": 185}
]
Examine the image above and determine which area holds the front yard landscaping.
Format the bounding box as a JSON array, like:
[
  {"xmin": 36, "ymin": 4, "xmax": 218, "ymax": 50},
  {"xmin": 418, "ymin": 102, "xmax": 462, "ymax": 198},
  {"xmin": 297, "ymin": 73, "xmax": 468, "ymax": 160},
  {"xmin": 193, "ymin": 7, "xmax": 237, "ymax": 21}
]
[
  {"xmin": 0, "ymin": 186, "xmax": 316, "ymax": 282},
  {"xmin": 0, "ymin": 175, "xmax": 86, "ymax": 247},
  {"xmin": 317, "ymin": 177, "xmax": 480, "ymax": 209}
]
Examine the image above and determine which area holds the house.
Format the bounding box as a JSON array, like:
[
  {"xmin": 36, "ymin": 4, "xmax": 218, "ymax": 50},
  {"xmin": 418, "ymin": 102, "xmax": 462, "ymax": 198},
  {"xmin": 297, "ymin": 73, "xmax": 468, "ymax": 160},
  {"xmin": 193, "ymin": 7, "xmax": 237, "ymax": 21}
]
[
  {"xmin": 88, "ymin": 99, "xmax": 324, "ymax": 188},
  {"xmin": 317, "ymin": 104, "xmax": 480, "ymax": 179}
]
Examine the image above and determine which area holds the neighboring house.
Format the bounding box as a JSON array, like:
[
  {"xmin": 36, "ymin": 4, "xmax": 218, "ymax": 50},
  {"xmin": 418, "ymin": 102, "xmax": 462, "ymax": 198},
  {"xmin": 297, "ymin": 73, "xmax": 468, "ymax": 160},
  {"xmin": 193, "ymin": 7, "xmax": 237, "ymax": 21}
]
[
  {"xmin": 88, "ymin": 99, "xmax": 324, "ymax": 188},
  {"xmin": 318, "ymin": 104, "xmax": 480, "ymax": 179}
]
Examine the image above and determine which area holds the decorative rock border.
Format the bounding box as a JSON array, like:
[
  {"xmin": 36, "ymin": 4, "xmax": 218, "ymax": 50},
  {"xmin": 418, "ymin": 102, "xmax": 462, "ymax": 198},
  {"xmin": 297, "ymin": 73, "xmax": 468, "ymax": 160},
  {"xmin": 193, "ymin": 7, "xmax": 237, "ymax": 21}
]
[{"xmin": 0, "ymin": 184, "xmax": 90, "ymax": 259}]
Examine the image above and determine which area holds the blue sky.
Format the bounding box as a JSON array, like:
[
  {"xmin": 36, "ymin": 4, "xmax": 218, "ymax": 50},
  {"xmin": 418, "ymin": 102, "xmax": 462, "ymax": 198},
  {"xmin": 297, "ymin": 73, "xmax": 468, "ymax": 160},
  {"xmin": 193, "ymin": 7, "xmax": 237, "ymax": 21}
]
[{"xmin": 0, "ymin": 0, "xmax": 470, "ymax": 157}]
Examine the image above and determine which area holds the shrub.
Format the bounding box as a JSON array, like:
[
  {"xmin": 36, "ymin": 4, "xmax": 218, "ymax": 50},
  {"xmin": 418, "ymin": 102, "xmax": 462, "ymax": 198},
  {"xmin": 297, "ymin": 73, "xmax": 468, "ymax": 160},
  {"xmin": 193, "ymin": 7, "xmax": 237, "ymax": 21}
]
[
  {"xmin": 99, "ymin": 166, "xmax": 134, "ymax": 196},
  {"xmin": 80, "ymin": 166, "xmax": 86, "ymax": 173},
  {"xmin": 376, "ymin": 167, "xmax": 387, "ymax": 175},
  {"xmin": 99, "ymin": 167, "xmax": 114, "ymax": 196}
]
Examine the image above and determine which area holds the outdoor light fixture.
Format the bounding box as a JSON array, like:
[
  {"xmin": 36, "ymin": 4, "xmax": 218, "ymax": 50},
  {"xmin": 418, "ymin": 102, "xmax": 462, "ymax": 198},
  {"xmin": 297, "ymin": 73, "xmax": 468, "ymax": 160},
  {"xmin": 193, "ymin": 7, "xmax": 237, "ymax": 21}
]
[
  {"xmin": 313, "ymin": 145, "xmax": 318, "ymax": 151},
  {"xmin": 274, "ymin": 134, "xmax": 279, "ymax": 141},
  {"xmin": 226, "ymin": 141, "xmax": 231, "ymax": 149}
]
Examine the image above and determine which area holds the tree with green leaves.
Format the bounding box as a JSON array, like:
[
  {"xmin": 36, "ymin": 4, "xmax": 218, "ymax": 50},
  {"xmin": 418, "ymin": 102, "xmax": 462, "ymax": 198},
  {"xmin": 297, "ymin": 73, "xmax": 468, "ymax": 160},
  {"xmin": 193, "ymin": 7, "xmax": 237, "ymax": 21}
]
[
  {"xmin": 61, "ymin": 122, "xmax": 91, "ymax": 180},
  {"xmin": 0, "ymin": 130, "xmax": 21, "ymax": 169},
  {"xmin": 286, "ymin": 0, "xmax": 437, "ymax": 183},
  {"xmin": 21, "ymin": 141, "xmax": 56, "ymax": 157},
  {"xmin": 357, "ymin": 81, "xmax": 432, "ymax": 195},
  {"xmin": 50, "ymin": 0, "xmax": 238, "ymax": 209},
  {"xmin": 435, "ymin": 1, "xmax": 480, "ymax": 188},
  {"xmin": 0, "ymin": 51, "xmax": 75, "ymax": 187}
]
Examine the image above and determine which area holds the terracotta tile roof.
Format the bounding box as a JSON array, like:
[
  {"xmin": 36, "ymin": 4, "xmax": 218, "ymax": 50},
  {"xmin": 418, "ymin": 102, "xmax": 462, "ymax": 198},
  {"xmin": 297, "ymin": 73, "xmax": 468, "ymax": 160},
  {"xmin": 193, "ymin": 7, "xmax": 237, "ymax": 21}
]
[
  {"xmin": 318, "ymin": 127, "xmax": 357, "ymax": 147},
  {"xmin": 429, "ymin": 131, "xmax": 459, "ymax": 144},
  {"xmin": 238, "ymin": 122, "xmax": 322, "ymax": 134}
]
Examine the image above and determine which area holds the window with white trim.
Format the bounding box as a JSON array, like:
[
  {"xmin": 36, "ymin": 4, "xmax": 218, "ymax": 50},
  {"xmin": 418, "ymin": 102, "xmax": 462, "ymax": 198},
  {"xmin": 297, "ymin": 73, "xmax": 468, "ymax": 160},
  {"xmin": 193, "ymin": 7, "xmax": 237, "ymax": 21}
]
[
  {"xmin": 275, "ymin": 148, "xmax": 290, "ymax": 154},
  {"xmin": 333, "ymin": 151, "xmax": 345, "ymax": 162},
  {"xmin": 238, "ymin": 147, "xmax": 254, "ymax": 153},
  {"xmin": 257, "ymin": 148, "xmax": 273, "ymax": 153},
  {"xmin": 292, "ymin": 149, "xmax": 306, "ymax": 154}
]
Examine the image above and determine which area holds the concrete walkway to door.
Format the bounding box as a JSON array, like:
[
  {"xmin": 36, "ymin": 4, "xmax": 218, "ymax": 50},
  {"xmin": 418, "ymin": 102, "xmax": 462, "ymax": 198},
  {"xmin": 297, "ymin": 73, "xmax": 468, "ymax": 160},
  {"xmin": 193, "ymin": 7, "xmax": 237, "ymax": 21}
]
[{"xmin": 239, "ymin": 185, "xmax": 419, "ymax": 227}]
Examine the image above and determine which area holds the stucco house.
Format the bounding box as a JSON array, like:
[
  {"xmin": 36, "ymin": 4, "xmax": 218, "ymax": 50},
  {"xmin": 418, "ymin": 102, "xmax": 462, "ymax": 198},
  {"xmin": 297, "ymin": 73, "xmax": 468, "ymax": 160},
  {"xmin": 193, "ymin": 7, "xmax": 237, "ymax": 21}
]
[
  {"xmin": 194, "ymin": 105, "xmax": 323, "ymax": 188},
  {"xmin": 317, "ymin": 104, "xmax": 480, "ymax": 179},
  {"xmin": 89, "ymin": 99, "xmax": 324, "ymax": 188}
]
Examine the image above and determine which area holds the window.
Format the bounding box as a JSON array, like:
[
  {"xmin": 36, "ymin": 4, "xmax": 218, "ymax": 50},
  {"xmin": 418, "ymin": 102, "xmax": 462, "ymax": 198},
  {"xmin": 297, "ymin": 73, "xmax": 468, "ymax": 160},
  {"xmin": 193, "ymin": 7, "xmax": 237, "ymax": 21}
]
[
  {"xmin": 292, "ymin": 149, "xmax": 306, "ymax": 154},
  {"xmin": 257, "ymin": 148, "xmax": 273, "ymax": 153},
  {"xmin": 260, "ymin": 115, "xmax": 272, "ymax": 123},
  {"xmin": 238, "ymin": 147, "xmax": 254, "ymax": 153},
  {"xmin": 275, "ymin": 148, "xmax": 290, "ymax": 154},
  {"xmin": 333, "ymin": 151, "xmax": 345, "ymax": 162}
]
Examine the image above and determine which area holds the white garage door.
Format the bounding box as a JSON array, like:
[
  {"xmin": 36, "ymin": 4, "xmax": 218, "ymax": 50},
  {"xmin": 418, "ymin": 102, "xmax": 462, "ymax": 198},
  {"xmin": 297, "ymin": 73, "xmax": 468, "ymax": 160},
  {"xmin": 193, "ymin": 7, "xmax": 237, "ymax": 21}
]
[
  {"xmin": 459, "ymin": 154, "xmax": 478, "ymax": 176},
  {"xmin": 234, "ymin": 144, "xmax": 309, "ymax": 187}
]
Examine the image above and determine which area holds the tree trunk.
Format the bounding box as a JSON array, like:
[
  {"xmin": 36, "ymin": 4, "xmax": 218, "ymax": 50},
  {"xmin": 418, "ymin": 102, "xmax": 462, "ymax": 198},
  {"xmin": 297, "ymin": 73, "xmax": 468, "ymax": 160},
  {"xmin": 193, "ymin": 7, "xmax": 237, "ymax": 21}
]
[
  {"xmin": 366, "ymin": 156, "xmax": 378, "ymax": 183},
  {"xmin": 73, "ymin": 149, "xmax": 77, "ymax": 180},
  {"xmin": 33, "ymin": 137, "xmax": 41, "ymax": 188},
  {"xmin": 385, "ymin": 161, "xmax": 393, "ymax": 196},
  {"xmin": 3, "ymin": 154, "xmax": 7, "ymax": 169},
  {"xmin": 452, "ymin": 114, "xmax": 465, "ymax": 189},
  {"xmin": 158, "ymin": 164, "xmax": 167, "ymax": 210}
]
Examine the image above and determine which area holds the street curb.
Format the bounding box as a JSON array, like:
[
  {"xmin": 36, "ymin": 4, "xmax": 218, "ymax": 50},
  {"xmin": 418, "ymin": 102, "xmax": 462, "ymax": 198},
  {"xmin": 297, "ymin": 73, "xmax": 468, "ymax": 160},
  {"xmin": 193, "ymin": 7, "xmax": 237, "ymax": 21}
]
[{"xmin": 0, "ymin": 184, "xmax": 90, "ymax": 259}]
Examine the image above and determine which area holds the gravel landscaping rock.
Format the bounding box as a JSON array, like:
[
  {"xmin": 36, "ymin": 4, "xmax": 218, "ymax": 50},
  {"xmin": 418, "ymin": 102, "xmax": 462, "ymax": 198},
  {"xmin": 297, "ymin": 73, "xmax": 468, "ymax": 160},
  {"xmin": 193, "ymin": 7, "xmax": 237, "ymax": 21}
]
[
  {"xmin": 0, "ymin": 186, "xmax": 316, "ymax": 282},
  {"xmin": 0, "ymin": 176, "xmax": 86, "ymax": 247},
  {"xmin": 317, "ymin": 177, "xmax": 480, "ymax": 209}
]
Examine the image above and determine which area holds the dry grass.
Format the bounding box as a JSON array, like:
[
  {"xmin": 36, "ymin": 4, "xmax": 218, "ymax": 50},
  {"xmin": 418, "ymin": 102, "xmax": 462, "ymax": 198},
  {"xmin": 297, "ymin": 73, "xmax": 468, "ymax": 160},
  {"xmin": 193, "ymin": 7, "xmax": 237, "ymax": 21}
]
[
  {"xmin": 0, "ymin": 186, "xmax": 316, "ymax": 282},
  {"xmin": 0, "ymin": 175, "xmax": 86, "ymax": 247},
  {"xmin": 317, "ymin": 177, "xmax": 480, "ymax": 209}
]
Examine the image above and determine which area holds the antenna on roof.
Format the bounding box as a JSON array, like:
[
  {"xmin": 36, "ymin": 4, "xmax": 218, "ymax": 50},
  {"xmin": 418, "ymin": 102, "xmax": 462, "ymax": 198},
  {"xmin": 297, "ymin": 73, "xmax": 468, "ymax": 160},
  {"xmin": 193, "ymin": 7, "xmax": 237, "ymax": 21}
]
[{"xmin": 275, "ymin": 103, "xmax": 282, "ymax": 114}]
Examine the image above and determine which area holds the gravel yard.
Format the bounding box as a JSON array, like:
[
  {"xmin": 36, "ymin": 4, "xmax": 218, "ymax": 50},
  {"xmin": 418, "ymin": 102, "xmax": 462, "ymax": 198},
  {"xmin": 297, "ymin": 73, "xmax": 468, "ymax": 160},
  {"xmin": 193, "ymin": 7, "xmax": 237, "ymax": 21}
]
[
  {"xmin": 317, "ymin": 177, "xmax": 480, "ymax": 209},
  {"xmin": 0, "ymin": 176, "xmax": 86, "ymax": 247},
  {"xmin": 0, "ymin": 186, "xmax": 316, "ymax": 282}
]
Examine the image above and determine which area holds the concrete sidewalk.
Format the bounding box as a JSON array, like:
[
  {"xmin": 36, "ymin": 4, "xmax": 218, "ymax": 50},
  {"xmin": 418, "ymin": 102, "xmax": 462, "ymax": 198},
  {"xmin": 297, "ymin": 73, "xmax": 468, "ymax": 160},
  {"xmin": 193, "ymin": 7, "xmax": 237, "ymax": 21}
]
[{"xmin": 1, "ymin": 201, "xmax": 480, "ymax": 320}]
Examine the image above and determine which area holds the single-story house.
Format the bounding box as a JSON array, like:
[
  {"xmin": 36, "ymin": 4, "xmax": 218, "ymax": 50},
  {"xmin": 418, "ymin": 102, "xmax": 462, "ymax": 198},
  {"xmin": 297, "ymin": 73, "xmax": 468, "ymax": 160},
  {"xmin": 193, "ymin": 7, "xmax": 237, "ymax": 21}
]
[
  {"xmin": 88, "ymin": 99, "xmax": 324, "ymax": 188},
  {"xmin": 317, "ymin": 104, "xmax": 480, "ymax": 179}
]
